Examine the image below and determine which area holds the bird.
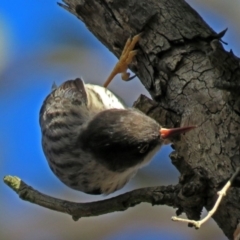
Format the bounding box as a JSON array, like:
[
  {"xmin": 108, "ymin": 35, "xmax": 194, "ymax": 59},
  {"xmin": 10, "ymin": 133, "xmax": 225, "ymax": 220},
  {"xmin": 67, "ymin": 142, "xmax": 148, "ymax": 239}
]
[{"xmin": 39, "ymin": 34, "xmax": 195, "ymax": 195}]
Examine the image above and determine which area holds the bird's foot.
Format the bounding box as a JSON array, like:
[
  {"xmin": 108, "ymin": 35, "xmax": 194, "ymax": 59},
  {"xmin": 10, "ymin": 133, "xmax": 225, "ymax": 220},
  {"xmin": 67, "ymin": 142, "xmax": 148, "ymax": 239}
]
[{"xmin": 103, "ymin": 33, "xmax": 141, "ymax": 88}]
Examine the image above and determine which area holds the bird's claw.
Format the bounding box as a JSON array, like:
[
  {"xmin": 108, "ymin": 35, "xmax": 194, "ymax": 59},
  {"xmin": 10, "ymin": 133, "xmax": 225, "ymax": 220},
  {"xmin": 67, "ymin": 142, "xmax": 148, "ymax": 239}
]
[{"xmin": 103, "ymin": 33, "xmax": 141, "ymax": 88}]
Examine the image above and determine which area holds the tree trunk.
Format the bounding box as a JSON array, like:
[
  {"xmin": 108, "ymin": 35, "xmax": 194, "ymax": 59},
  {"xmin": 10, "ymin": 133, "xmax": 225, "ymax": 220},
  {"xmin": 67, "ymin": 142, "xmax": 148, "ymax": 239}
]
[{"xmin": 60, "ymin": 0, "xmax": 240, "ymax": 238}]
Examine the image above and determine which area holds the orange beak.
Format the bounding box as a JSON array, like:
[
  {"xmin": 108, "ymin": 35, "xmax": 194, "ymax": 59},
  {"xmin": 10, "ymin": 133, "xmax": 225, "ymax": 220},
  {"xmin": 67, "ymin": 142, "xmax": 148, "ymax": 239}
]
[{"xmin": 160, "ymin": 126, "xmax": 196, "ymax": 139}]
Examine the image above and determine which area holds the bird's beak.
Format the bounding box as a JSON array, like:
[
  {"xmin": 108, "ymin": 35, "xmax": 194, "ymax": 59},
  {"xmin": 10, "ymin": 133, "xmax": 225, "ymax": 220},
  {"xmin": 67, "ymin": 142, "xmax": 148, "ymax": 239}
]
[{"xmin": 160, "ymin": 126, "xmax": 196, "ymax": 139}]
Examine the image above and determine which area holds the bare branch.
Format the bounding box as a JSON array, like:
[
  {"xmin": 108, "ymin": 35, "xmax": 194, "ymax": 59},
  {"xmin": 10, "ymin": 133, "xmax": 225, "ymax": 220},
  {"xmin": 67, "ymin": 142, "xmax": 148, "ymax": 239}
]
[{"xmin": 4, "ymin": 175, "xmax": 180, "ymax": 221}]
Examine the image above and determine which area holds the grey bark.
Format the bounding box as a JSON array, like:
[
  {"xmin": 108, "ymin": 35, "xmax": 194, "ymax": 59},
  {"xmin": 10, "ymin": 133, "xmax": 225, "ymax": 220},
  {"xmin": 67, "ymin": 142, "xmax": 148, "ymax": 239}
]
[
  {"xmin": 3, "ymin": 175, "xmax": 180, "ymax": 220},
  {"xmin": 59, "ymin": 0, "xmax": 240, "ymax": 238}
]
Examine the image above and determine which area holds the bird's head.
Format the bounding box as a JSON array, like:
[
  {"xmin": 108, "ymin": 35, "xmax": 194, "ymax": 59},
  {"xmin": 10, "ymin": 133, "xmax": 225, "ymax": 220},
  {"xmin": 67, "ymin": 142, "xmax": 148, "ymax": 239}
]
[{"xmin": 80, "ymin": 108, "xmax": 195, "ymax": 172}]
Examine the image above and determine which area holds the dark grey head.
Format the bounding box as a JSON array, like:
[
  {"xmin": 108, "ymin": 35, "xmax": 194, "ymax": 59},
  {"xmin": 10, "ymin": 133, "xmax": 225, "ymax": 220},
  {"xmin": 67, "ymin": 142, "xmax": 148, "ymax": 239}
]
[
  {"xmin": 79, "ymin": 108, "xmax": 162, "ymax": 172},
  {"xmin": 79, "ymin": 108, "xmax": 196, "ymax": 173}
]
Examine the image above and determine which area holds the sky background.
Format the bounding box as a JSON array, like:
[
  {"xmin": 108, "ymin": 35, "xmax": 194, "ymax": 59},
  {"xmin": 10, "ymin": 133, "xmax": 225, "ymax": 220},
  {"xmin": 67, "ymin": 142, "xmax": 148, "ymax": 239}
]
[{"xmin": 1, "ymin": 0, "xmax": 240, "ymax": 239}]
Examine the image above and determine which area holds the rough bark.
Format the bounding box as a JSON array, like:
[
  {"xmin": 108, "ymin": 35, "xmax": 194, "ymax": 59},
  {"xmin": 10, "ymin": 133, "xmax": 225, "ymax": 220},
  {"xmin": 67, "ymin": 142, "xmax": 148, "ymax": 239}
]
[{"xmin": 58, "ymin": 0, "xmax": 240, "ymax": 238}]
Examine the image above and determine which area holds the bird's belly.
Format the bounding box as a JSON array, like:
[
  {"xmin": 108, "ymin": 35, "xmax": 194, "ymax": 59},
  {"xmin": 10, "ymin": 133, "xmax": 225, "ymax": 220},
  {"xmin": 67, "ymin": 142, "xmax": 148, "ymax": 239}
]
[
  {"xmin": 46, "ymin": 150, "xmax": 137, "ymax": 195},
  {"xmin": 46, "ymin": 143, "xmax": 162, "ymax": 195},
  {"xmin": 97, "ymin": 167, "xmax": 138, "ymax": 194}
]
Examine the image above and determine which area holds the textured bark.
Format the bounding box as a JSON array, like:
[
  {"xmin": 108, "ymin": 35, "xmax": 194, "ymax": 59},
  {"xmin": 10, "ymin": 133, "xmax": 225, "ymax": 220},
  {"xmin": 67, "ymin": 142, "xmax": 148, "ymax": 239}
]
[{"xmin": 58, "ymin": 0, "xmax": 240, "ymax": 238}]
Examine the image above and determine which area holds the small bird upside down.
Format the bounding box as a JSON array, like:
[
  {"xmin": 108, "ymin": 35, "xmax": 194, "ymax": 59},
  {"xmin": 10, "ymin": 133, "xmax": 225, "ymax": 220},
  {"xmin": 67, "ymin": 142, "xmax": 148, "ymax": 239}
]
[{"xmin": 39, "ymin": 34, "xmax": 195, "ymax": 195}]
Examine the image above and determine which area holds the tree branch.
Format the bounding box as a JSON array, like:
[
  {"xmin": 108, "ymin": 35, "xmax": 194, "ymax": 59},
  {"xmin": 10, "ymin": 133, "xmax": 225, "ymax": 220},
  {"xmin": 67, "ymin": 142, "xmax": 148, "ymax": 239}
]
[
  {"xmin": 3, "ymin": 175, "xmax": 180, "ymax": 221},
  {"xmin": 55, "ymin": 1, "xmax": 240, "ymax": 238}
]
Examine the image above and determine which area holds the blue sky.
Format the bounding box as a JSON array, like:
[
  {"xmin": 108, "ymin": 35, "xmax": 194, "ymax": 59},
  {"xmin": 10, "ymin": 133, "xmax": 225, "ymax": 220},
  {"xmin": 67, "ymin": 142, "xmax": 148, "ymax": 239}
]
[{"xmin": 1, "ymin": 1, "xmax": 238, "ymax": 239}]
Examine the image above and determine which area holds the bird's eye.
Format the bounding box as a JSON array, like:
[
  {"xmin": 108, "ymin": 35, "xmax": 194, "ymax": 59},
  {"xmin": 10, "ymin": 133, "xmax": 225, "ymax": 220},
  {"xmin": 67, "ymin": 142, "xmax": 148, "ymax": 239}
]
[{"xmin": 139, "ymin": 144, "xmax": 149, "ymax": 153}]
